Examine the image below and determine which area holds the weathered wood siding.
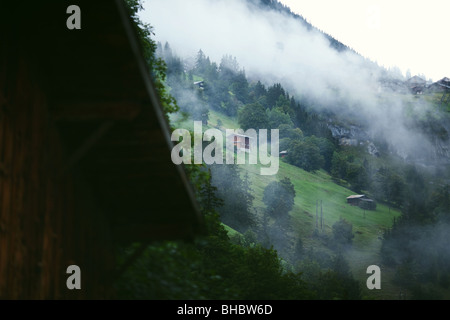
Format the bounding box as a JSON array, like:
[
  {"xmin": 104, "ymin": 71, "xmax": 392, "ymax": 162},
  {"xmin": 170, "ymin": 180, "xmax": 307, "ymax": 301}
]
[{"xmin": 0, "ymin": 47, "xmax": 113, "ymax": 299}]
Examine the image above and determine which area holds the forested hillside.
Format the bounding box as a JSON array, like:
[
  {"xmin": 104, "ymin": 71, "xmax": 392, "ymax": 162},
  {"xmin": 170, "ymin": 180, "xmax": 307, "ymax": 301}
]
[
  {"xmin": 116, "ymin": 0, "xmax": 359, "ymax": 300},
  {"xmin": 118, "ymin": 0, "xmax": 450, "ymax": 300},
  {"xmin": 158, "ymin": 38, "xmax": 450, "ymax": 298}
]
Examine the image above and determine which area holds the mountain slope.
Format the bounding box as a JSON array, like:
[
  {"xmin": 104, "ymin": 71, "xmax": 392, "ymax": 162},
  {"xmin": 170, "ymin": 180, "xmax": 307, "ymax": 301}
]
[
  {"xmin": 253, "ymin": 0, "xmax": 351, "ymax": 53},
  {"xmin": 189, "ymin": 109, "xmax": 403, "ymax": 299}
]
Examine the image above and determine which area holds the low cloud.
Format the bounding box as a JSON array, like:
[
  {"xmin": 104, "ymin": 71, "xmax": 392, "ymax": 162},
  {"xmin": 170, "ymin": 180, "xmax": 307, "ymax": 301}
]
[{"xmin": 141, "ymin": 0, "xmax": 448, "ymax": 163}]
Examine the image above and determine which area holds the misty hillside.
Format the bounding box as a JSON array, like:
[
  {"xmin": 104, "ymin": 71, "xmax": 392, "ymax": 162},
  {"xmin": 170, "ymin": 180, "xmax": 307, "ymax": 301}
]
[
  {"xmin": 254, "ymin": 0, "xmax": 351, "ymax": 53},
  {"xmin": 122, "ymin": 0, "xmax": 450, "ymax": 300},
  {"xmin": 3, "ymin": 0, "xmax": 449, "ymax": 303},
  {"xmin": 258, "ymin": 0, "xmax": 450, "ymax": 168},
  {"xmin": 147, "ymin": 0, "xmax": 450, "ymax": 167},
  {"xmin": 206, "ymin": 109, "xmax": 404, "ymax": 299},
  {"xmin": 158, "ymin": 37, "xmax": 450, "ymax": 298}
]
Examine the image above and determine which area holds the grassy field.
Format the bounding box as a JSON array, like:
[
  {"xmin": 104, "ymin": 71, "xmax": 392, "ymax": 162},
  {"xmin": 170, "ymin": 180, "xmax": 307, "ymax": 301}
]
[
  {"xmin": 241, "ymin": 160, "xmax": 402, "ymax": 299},
  {"xmin": 174, "ymin": 109, "xmax": 403, "ymax": 299}
]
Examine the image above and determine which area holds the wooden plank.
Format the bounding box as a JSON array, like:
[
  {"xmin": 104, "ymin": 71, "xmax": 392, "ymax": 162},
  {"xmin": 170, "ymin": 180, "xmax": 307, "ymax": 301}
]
[
  {"xmin": 62, "ymin": 173, "xmax": 76, "ymax": 299},
  {"xmin": 100, "ymin": 139, "xmax": 159, "ymax": 147},
  {"xmin": 52, "ymin": 153, "xmax": 63, "ymax": 299},
  {"xmin": 0, "ymin": 114, "xmax": 14, "ymax": 298},
  {"xmin": 40, "ymin": 174, "xmax": 51, "ymax": 299},
  {"xmin": 112, "ymin": 222, "xmax": 195, "ymax": 243},
  {"xmin": 87, "ymin": 147, "xmax": 171, "ymax": 162},
  {"xmin": 52, "ymin": 101, "xmax": 141, "ymax": 121},
  {"xmin": 0, "ymin": 92, "xmax": 6, "ymax": 109},
  {"xmin": 62, "ymin": 121, "xmax": 115, "ymax": 174},
  {"xmin": 113, "ymin": 242, "xmax": 148, "ymax": 280},
  {"xmin": 0, "ymin": 162, "xmax": 7, "ymax": 176},
  {"xmin": 11, "ymin": 113, "xmax": 26, "ymax": 299},
  {"xmin": 10, "ymin": 57, "xmax": 28, "ymax": 298},
  {"xmin": 30, "ymin": 85, "xmax": 45, "ymax": 299},
  {"xmin": 21, "ymin": 59, "xmax": 40, "ymax": 299},
  {"xmin": 87, "ymin": 170, "xmax": 177, "ymax": 181},
  {"xmin": 21, "ymin": 87, "xmax": 32, "ymax": 299},
  {"xmin": 0, "ymin": 48, "xmax": 6, "ymax": 106},
  {"xmin": 0, "ymin": 88, "xmax": 5, "ymax": 297},
  {"xmin": 93, "ymin": 155, "xmax": 170, "ymax": 165},
  {"xmin": 0, "ymin": 112, "xmax": 7, "ymax": 298}
]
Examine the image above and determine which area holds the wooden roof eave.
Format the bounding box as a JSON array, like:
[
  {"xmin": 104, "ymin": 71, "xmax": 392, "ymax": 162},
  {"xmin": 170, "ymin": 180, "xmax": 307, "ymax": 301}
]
[
  {"xmin": 10, "ymin": 1, "xmax": 205, "ymax": 242},
  {"xmin": 113, "ymin": 0, "xmax": 205, "ymax": 239}
]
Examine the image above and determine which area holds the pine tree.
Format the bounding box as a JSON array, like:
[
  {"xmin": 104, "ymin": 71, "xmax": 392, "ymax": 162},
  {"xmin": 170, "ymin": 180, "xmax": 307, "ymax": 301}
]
[
  {"xmin": 195, "ymin": 49, "xmax": 207, "ymax": 74},
  {"xmin": 253, "ymin": 80, "xmax": 267, "ymax": 99},
  {"xmin": 199, "ymin": 168, "xmax": 223, "ymax": 213},
  {"xmin": 211, "ymin": 165, "xmax": 256, "ymax": 232},
  {"xmin": 263, "ymin": 177, "xmax": 295, "ymax": 220}
]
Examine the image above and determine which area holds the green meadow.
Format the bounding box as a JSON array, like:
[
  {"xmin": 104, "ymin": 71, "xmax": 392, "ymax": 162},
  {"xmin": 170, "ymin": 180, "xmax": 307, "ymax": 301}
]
[{"xmin": 174, "ymin": 109, "xmax": 403, "ymax": 299}]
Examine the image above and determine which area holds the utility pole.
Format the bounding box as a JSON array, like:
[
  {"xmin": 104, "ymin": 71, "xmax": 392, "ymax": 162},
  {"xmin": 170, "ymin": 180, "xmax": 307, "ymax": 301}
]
[
  {"xmin": 320, "ymin": 200, "xmax": 323, "ymax": 230},
  {"xmin": 315, "ymin": 200, "xmax": 318, "ymax": 229}
]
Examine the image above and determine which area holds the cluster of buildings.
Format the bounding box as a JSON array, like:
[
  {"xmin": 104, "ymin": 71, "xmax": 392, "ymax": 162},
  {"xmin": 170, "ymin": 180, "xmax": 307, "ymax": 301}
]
[
  {"xmin": 405, "ymin": 75, "xmax": 450, "ymax": 95},
  {"xmin": 380, "ymin": 75, "xmax": 450, "ymax": 96}
]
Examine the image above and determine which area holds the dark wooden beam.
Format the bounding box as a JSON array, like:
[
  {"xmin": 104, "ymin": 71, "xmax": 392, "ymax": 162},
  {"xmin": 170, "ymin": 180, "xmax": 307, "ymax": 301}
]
[
  {"xmin": 112, "ymin": 223, "xmax": 195, "ymax": 243},
  {"xmin": 52, "ymin": 101, "xmax": 142, "ymax": 121},
  {"xmin": 62, "ymin": 121, "xmax": 115, "ymax": 174},
  {"xmin": 0, "ymin": 91, "xmax": 7, "ymax": 108},
  {"xmin": 113, "ymin": 242, "xmax": 149, "ymax": 280},
  {"xmin": 0, "ymin": 162, "xmax": 8, "ymax": 176},
  {"xmin": 93, "ymin": 155, "xmax": 170, "ymax": 165}
]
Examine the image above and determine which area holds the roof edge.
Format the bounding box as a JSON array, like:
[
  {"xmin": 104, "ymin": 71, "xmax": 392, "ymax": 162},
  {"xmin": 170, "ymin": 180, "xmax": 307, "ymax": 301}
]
[{"xmin": 114, "ymin": 0, "xmax": 205, "ymax": 235}]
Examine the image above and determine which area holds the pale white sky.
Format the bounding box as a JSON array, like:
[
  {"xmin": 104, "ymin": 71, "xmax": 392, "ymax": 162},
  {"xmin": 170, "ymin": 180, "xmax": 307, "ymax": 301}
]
[{"xmin": 279, "ymin": 0, "xmax": 449, "ymax": 81}]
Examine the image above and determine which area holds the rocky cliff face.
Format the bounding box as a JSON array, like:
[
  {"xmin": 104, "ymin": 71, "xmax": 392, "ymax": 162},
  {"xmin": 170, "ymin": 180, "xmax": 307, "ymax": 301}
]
[
  {"xmin": 432, "ymin": 136, "xmax": 450, "ymax": 160},
  {"xmin": 327, "ymin": 123, "xmax": 370, "ymax": 142},
  {"xmin": 327, "ymin": 122, "xmax": 380, "ymax": 156}
]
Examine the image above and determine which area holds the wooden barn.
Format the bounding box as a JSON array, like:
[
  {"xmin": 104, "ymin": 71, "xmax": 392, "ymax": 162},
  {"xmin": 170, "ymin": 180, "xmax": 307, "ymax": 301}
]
[
  {"xmin": 406, "ymin": 76, "xmax": 426, "ymax": 88},
  {"xmin": 227, "ymin": 132, "xmax": 254, "ymax": 153},
  {"xmin": 346, "ymin": 195, "xmax": 376, "ymax": 210},
  {"xmin": 0, "ymin": 1, "xmax": 203, "ymax": 299},
  {"xmin": 194, "ymin": 81, "xmax": 205, "ymax": 89},
  {"xmin": 405, "ymin": 76, "xmax": 427, "ymax": 95},
  {"xmin": 427, "ymin": 77, "xmax": 450, "ymax": 93}
]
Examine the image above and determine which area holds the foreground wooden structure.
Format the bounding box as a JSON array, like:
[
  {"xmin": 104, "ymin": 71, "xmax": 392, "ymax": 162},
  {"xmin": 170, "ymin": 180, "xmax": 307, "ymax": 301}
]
[{"xmin": 0, "ymin": 1, "xmax": 203, "ymax": 299}]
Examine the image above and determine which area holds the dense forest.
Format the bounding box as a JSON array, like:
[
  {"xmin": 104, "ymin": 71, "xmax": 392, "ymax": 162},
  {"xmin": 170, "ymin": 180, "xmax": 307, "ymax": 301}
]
[{"xmin": 118, "ymin": 0, "xmax": 450, "ymax": 299}]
